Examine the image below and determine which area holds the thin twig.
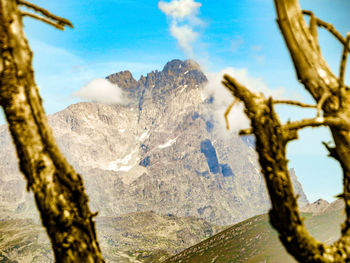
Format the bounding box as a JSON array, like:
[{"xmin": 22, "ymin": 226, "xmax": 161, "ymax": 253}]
[
  {"xmin": 340, "ymin": 33, "xmax": 350, "ymax": 87},
  {"xmin": 21, "ymin": 12, "xmax": 65, "ymax": 30},
  {"xmin": 322, "ymin": 141, "xmax": 339, "ymax": 160},
  {"xmin": 273, "ymin": 100, "xmax": 316, "ymax": 108},
  {"xmin": 303, "ymin": 10, "xmax": 348, "ymax": 48},
  {"xmin": 239, "ymin": 128, "xmax": 253, "ymax": 135},
  {"xmin": 303, "ymin": 10, "xmax": 319, "ymax": 47},
  {"xmin": 316, "ymin": 92, "xmax": 331, "ymax": 117},
  {"xmin": 18, "ymin": 0, "xmax": 73, "ymax": 28},
  {"xmin": 224, "ymin": 99, "xmax": 238, "ymax": 130}
]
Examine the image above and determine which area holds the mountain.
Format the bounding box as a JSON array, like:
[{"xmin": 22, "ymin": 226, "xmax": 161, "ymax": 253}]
[
  {"xmin": 300, "ymin": 198, "xmax": 330, "ymax": 214},
  {"xmin": 0, "ymin": 59, "xmax": 308, "ymax": 227},
  {"xmin": 164, "ymin": 199, "xmax": 344, "ymax": 263}
]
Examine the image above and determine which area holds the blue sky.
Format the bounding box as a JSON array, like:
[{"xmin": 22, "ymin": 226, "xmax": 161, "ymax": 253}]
[{"xmin": 3, "ymin": 0, "xmax": 350, "ymax": 202}]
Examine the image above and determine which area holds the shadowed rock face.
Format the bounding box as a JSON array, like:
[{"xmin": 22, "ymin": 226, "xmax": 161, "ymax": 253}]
[
  {"xmin": 200, "ymin": 139, "xmax": 220, "ymax": 174},
  {"xmin": 0, "ymin": 59, "xmax": 308, "ymax": 226}
]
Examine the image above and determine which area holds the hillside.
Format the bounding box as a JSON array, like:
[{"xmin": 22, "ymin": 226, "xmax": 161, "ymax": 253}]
[
  {"xmin": 164, "ymin": 200, "xmax": 344, "ymax": 263},
  {"xmin": 0, "ymin": 210, "xmax": 224, "ymax": 263}
]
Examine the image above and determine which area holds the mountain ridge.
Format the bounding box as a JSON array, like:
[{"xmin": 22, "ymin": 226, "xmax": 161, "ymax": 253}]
[{"xmin": 0, "ymin": 59, "xmax": 308, "ymax": 226}]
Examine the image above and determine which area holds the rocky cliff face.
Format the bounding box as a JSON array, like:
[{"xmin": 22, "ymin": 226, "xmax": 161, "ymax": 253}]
[{"xmin": 0, "ymin": 59, "xmax": 308, "ymax": 225}]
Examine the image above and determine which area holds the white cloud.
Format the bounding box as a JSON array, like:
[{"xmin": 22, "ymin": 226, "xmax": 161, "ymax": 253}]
[
  {"xmin": 159, "ymin": 0, "xmax": 203, "ymax": 58},
  {"xmin": 25, "ymin": 38, "xmax": 162, "ymax": 114},
  {"xmin": 158, "ymin": 0, "xmax": 201, "ymax": 20},
  {"xmin": 170, "ymin": 23, "xmax": 198, "ymax": 57},
  {"xmin": 73, "ymin": 78, "xmax": 129, "ymax": 104},
  {"xmin": 204, "ymin": 67, "xmax": 285, "ymax": 131}
]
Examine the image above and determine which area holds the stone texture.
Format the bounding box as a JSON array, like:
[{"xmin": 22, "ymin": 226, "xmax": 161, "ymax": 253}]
[{"xmin": 0, "ymin": 59, "xmax": 308, "ymax": 226}]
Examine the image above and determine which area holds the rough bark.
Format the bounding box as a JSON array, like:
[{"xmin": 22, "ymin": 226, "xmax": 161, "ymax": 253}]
[
  {"xmin": 0, "ymin": 1, "xmax": 105, "ymax": 262},
  {"xmin": 223, "ymin": 0, "xmax": 350, "ymax": 262}
]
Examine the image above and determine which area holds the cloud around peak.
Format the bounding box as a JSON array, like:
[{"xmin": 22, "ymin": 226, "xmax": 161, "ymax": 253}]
[
  {"xmin": 73, "ymin": 78, "xmax": 129, "ymax": 105},
  {"xmin": 205, "ymin": 67, "xmax": 285, "ymax": 131}
]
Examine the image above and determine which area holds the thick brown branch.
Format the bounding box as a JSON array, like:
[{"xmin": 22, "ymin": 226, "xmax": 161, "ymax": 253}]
[
  {"xmin": 21, "ymin": 11, "xmax": 65, "ymax": 30},
  {"xmin": 0, "ymin": 1, "xmax": 104, "ymax": 261},
  {"xmin": 240, "ymin": 116, "xmax": 348, "ymax": 138},
  {"xmin": 18, "ymin": 0, "xmax": 73, "ymax": 28},
  {"xmin": 223, "ymin": 1, "xmax": 350, "ymax": 262},
  {"xmin": 223, "ymin": 73, "xmax": 328, "ymax": 262},
  {"xmin": 277, "ymin": 5, "xmax": 339, "ymax": 109},
  {"xmin": 272, "ymin": 1, "xmax": 350, "ymax": 261},
  {"xmin": 284, "ymin": 116, "xmax": 349, "ymax": 131}
]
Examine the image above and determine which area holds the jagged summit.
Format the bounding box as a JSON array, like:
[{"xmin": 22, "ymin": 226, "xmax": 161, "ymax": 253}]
[
  {"xmin": 300, "ymin": 198, "xmax": 330, "ymax": 214},
  {"xmin": 106, "ymin": 59, "xmax": 207, "ymax": 99},
  {"xmin": 106, "ymin": 70, "xmax": 138, "ymax": 90},
  {"xmin": 162, "ymin": 59, "xmax": 201, "ymax": 75}
]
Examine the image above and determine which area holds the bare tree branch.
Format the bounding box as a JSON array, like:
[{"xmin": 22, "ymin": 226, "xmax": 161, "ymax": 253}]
[
  {"xmin": 284, "ymin": 116, "xmax": 349, "ymax": 131},
  {"xmin": 17, "ymin": 0, "xmax": 73, "ymax": 28},
  {"xmin": 316, "ymin": 91, "xmax": 331, "ymax": 117},
  {"xmin": 20, "ymin": 11, "xmax": 65, "ymax": 30},
  {"xmin": 222, "ymin": 73, "xmax": 329, "ymax": 262},
  {"xmin": 239, "ymin": 116, "xmax": 349, "ymax": 137},
  {"xmin": 222, "ymin": 0, "xmax": 350, "ymax": 261},
  {"xmin": 224, "ymin": 99, "xmax": 237, "ymax": 130},
  {"xmin": 273, "ymin": 99, "xmax": 316, "ymax": 108},
  {"xmin": 277, "ymin": 1, "xmax": 350, "ymax": 247},
  {"xmin": 322, "ymin": 141, "xmax": 340, "ymax": 160},
  {"xmin": 0, "ymin": 1, "xmax": 104, "ymax": 261},
  {"xmin": 302, "ymin": 10, "xmax": 320, "ymax": 50},
  {"xmin": 238, "ymin": 128, "xmax": 253, "ymax": 135},
  {"xmin": 303, "ymin": 10, "xmax": 348, "ymax": 49},
  {"xmin": 339, "ymin": 34, "xmax": 350, "ymax": 87}
]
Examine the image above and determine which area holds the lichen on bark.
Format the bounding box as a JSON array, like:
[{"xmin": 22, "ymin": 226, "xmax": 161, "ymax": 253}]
[{"xmin": 0, "ymin": 1, "xmax": 104, "ymax": 262}]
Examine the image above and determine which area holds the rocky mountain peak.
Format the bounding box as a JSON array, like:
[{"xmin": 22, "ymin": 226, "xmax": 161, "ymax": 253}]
[
  {"xmin": 106, "ymin": 70, "xmax": 138, "ymax": 91},
  {"xmin": 106, "ymin": 59, "xmax": 207, "ymax": 101},
  {"xmin": 300, "ymin": 198, "xmax": 330, "ymax": 214},
  {"xmin": 162, "ymin": 59, "xmax": 201, "ymax": 75}
]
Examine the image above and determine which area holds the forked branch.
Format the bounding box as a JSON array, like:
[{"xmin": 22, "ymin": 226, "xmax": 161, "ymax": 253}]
[
  {"xmin": 20, "ymin": 11, "xmax": 66, "ymax": 30},
  {"xmin": 222, "ymin": 74, "xmax": 330, "ymax": 262},
  {"xmin": 18, "ymin": 0, "xmax": 73, "ymax": 30},
  {"xmin": 224, "ymin": 98, "xmax": 238, "ymax": 130},
  {"xmin": 222, "ymin": 0, "xmax": 350, "ymax": 262},
  {"xmin": 303, "ymin": 10, "xmax": 349, "ymax": 49}
]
